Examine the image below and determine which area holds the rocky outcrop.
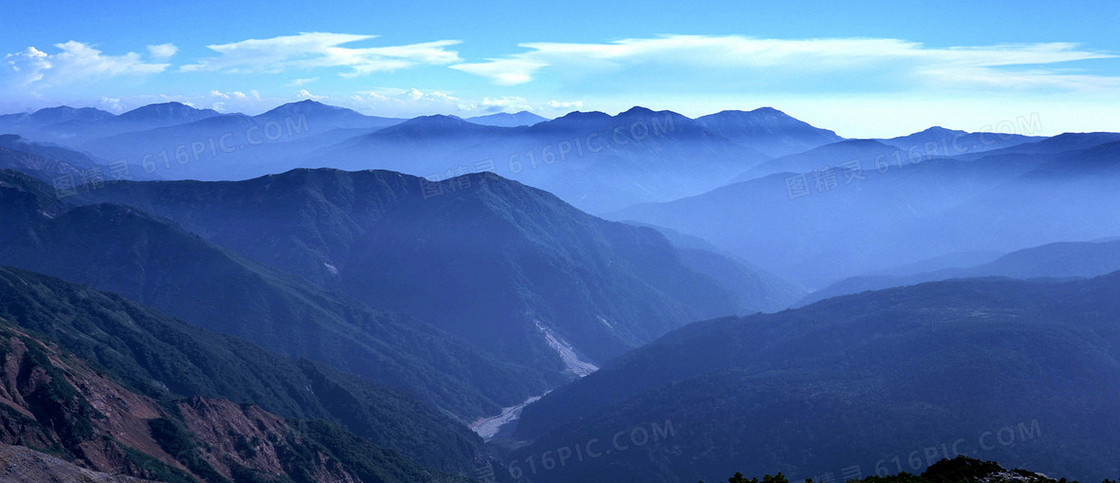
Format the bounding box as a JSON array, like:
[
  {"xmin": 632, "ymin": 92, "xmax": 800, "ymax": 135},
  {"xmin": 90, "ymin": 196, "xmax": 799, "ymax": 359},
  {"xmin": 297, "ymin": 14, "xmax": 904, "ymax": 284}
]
[
  {"xmin": 0, "ymin": 326, "xmax": 186, "ymax": 479},
  {"xmin": 0, "ymin": 321, "xmax": 418, "ymax": 482},
  {"xmin": 0, "ymin": 442, "xmax": 154, "ymax": 482}
]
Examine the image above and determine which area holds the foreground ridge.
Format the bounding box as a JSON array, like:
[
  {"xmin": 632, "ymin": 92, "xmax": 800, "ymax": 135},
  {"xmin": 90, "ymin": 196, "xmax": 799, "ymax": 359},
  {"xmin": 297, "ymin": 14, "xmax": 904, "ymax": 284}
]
[{"xmin": 711, "ymin": 456, "xmax": 1104, "ymax": 483}]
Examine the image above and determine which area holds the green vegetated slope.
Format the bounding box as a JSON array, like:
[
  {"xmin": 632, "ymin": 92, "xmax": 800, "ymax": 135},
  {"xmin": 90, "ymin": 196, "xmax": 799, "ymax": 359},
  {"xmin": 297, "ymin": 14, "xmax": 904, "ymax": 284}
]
[
  {"xmin": 0, "ymin": 169, "xmax": 556, "ymax": 419},
  {"xmin": 0, "ymin": 265, "xmax": 487, "ymax": 476},
  {"xmin": 80, "ymin": 168, "xmax": 747, "ymax": 370},
  {"xmin": 0, "ymin": 304, "xmax": 466, "ymax": 482},
  {"xmin": 510, "ymin": 274, "xmax": 1120, "ymax": 482}
]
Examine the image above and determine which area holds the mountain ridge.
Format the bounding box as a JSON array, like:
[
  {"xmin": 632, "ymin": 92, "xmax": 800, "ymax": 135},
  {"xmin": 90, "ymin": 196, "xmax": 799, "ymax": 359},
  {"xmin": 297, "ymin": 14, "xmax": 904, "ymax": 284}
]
[
  {"xmin": 507, "ymin": 273, "xmax": 1120, "ymax": 482},
  {"xmin": 0, "ymin": 171, "xmax": 556, "ymax": 419},
  {"xmin": 0, "ymin": 264, "xmax": 491, "ymax": 476},
  {"xmin": 77, "ymin": 167, "xmax": 745, "ymax": 370}
]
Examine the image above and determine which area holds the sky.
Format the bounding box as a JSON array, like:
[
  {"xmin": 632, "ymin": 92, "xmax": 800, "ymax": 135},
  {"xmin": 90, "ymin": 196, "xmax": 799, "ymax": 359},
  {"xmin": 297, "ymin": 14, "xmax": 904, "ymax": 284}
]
[{"xmin": 2, "ymin": 0, "xmax": 1118, "ymax": 137}]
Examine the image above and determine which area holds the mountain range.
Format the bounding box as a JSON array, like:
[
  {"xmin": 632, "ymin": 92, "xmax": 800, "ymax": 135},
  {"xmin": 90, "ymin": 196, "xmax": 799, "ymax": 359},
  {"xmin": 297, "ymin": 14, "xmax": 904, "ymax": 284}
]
[
  {"xmin": 0, "ymin": 169, "xmax": 557, "ymax": 420},
  {"xmin": 3, "ymin": 98, "xmax": 1120, "ymax": 482},
  {"xmin": 465, "ymin": 110, "xmax": 550, "ymax": 127},
  {"xmin": 2, "ymin": 102, "xmax": 846, "ymax": 212},
  {"xmin": 694, "ymin": 107, "xmax": 843, "ymax": 157},
  {"xmin": 611, "ymin": 135, "xmax": 1120, "ymax": 288},
  {"xmin": 72, "ymin": 167, "xmax": 795, "ymax": 371},
  {"xmin": 2, "ymin": 100, "xmax": 1050, "ymax": 217},
  {"xmin": 800, "ymin": 238, "xmax": 1120, "ymax": 305}
]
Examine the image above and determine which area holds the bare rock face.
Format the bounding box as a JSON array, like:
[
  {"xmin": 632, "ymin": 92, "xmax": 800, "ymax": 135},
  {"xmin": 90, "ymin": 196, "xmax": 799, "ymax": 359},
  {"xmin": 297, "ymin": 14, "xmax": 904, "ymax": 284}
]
[
  {"xmin": 923, "ymin": 456, "xmax": 1059, "ymax": 483},
  {"xmin": 0, "ymin": 328, "xmax": 183, "ymax": 477},
  {"xmin": 0, "ymin": 442, "xmax": 154, "ymax": 482},
  {"xmin": 174, "ymin": 396, "xmax": 356, "ymax": 482},
  {"xmin": 0, "ymin": 322, "xmax": 366, "ymax": 482}
]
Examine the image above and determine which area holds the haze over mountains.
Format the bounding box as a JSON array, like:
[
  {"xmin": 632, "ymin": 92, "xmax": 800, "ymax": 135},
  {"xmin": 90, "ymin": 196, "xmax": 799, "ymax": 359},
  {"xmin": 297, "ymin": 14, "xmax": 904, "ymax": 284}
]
[
  {"xmin": 73, "ymin": 169, "xmax": 760, "ymax": 365},
  {"xmin": 0, "ymin": 171, "xmax": 558, "ymax": 419},
  {"xmin": 612, "ymin": 136, "xmax": 1120, "ymax": 288},
  {"xmin": 2, "ymin": 102, "xmax": 835, "ymax": 212},
  {"xmin": 2, "ymin": 98, "xmax": 1119, "ymax": 482}
]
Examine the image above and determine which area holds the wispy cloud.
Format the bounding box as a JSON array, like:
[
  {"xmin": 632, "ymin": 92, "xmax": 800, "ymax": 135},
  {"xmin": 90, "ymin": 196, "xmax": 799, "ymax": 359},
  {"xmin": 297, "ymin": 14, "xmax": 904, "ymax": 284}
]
[
  {"xmin": 451, "ymin": 35, "xmax": 1118, "ymax": 92},
  {"xmin": 181, "ymin": 32, "xmax": 462, "ymax": 76},
  {"xmin": 479, "ymin": 95, "xmax": 532, "ymax": 112},
  {"xmin": 208, "ymin": 89, "xmax": 259, "ymax": 100},
  {"xmin": 147, "ymin": 43, "xmax": 178, "ymax": 59},
  {"xmin": 296, "ymin": 89, "xmax": 326, "ymax": 100},
  {"xmin": 3, "ymin": 41, "xmax": 169, "ymax": 90},
  {"xmin": 350, "ymin": 87, "xmax": 465, "ymax": 110},
  {"xmin": 342, "ymin": 87, "xmax": 578, "ymax": 118},
  {"xmin": 288, "ymin": 77, "xmax": 318, "ymax": 86},
  {"xmin": 548, "ymin": 100, "xmax": 584, "ymax": 110}
]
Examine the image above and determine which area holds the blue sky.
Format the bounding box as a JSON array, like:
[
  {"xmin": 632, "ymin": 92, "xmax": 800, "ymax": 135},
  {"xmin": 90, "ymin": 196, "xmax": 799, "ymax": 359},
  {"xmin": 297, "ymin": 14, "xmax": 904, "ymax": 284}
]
[{"xmin": 2, "ymin": 0, "xmax": 1118, "ymax": 137}]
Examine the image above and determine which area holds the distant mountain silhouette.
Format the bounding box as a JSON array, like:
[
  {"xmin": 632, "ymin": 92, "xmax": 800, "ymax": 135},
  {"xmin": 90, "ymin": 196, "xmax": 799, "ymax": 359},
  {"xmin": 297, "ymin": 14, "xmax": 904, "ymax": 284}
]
[
  {"xmin": 611, "ymin": 137, "xmax": 1120, "ymax": 288},
  {"xmin": 966, "ymin": 132, "xmax": 1120, "ymax": 157},
  {"xmin": 320, "ymin": 106, "xmax": 771, "ymax": 212},
  {"xmin": 466, "ymin": 110, "xmax": 549, "ymax": 127},
  {"xmin": 117, "ymin": 101, "xmax": 221, "ymax": 124},
  {"xmin": 695, "ymin": 107, "xmax": 843, "ymax": 157},
  {"xmin": 877, "ymin": 126, "xmax": 1041, "ymax": 158},
  {"xmin": 254, "ymin": 99, "xmax": 401, "ymax": 131},
  {"xmin": 18, "ymin": 105, "xmax": 115, "ymax": 124},
  {"xmin": 801, "ymin": 238, "xmax": 1120, "ymax": 305},
  {"xmin": 732, "ymin": 139, "xmax": 903, "ymax": 182}
]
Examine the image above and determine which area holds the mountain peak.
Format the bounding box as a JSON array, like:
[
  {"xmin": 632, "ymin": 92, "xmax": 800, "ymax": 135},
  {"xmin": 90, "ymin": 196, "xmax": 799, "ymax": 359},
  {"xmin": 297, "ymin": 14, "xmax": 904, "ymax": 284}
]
[
  {"xmin": 529, "ymin": 110, "xmax": 614, "ymax": 132},
  {"xmin": 701, "ymin": 108, "xmax": 804, "ymax": 124},
  {"xmin": 694, "ymin": 108, "xmax": 843, "ymax": 157},
  {"xmin": 285, "ymin": 99, "xmax": 341, "ymax": 111},
  {"xmin": 619, "ymin": 106, "xmax": 657, "ymax": 116},
  {"xmin": 259, "ymin": 99, "xmax": 358, "ymax": 118},
  {"xmin": 252, "ymin": 100, "xmax": 389, "ymax": 131},
  {"xmin": 918, "ymin": 125, "xmax": 966, "ymax": 135},
  {"xmin": 748, "ymin": 106, "xmax": 785, "ymax": 115},
  {"xmin": 409, "ymin": 114, "xmax": 469, "ymax": 124},
  {"xmin": 28, "ymin": 105, "xmax": 115, "ymax": 123},
  {"xmin": 118, "ymin": 101, "xmax": 218, "ymax": 122},
  {"xmin": 371, "ymin": 114, "xmax": 490, "ymax": 137},
  {"xmin": 556, "ymin": 110, "xmax": 612, "ymax": 121},
  {"xmin": 464, "ymin": 110, "xmax": 548, "ymax": 127},
  {"xmin": 144, "ymin": 101, "xmax": 190, "ymax": 108}
]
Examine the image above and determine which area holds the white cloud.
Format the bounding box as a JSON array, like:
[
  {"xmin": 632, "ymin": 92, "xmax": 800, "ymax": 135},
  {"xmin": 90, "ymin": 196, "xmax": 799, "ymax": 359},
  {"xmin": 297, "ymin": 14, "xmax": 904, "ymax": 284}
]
[
  {"xmin": 289, "ymin": 77, "xmax": 318, "ymax": 86},
  {"xmin": 3, "ymin": 41, "xmax": 168, "ymax": 90},
  {"xmin": 3, "ymin": 47, "xmax": 51, "ymax": 85},
  {"xmin": 85, "ymin": 91, "xmax": 272, "ymax": 115},
  {"xmin": 342, "ymin": 88, "xmax": 572, "ymax": 118},
  {"xmin": 209, "ymin": 89, "xmax": 257, "ymax": 101},
  {"xmin": 99, "ymin": 96, "xmax": 123, "ymax": 113},
  {"xmin": 181, "ymin": 32, "xmax": 462, "ymax": 76},
  {"xmin": 452, "ymin": 58, "xmax": 548, "ymax": 85},
  {"xmin": 297, "ymin": 89, "xmax": 326, "ymax": 100},
  {"xmin": 548, "ymin": 100, "xmax": 584, "ymax": 109},
  {"xmin": 348, "ymin": 87, "xmax": 474, "ymax": 115},
  {"xmin": 147, "ymin": 43, "xmax": 178, "ymax": 59},
  {"xmin": 200, "ymin": 89, "xmax": 262, "ymax": 112},
  {"xmin": 480, "ymin": 95, "xmax": 532, "ymax": 112},
  {"xmin": 451, "ymin": 35, "xmax": 1118, "ymax": 92}
]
